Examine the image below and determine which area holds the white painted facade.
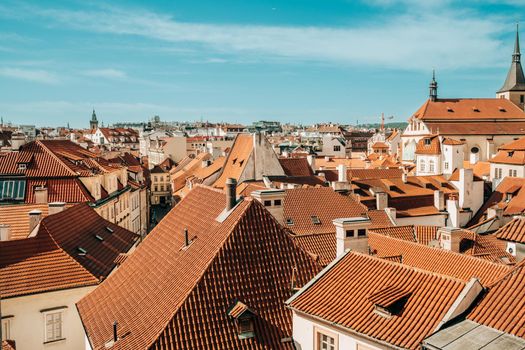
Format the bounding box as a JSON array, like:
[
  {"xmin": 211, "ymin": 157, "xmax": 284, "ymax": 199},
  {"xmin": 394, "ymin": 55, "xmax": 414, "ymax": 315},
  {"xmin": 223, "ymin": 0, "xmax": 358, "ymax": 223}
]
[{"xmin": 2, "ymin": 286, "xmax": 96, "ymax": 350}]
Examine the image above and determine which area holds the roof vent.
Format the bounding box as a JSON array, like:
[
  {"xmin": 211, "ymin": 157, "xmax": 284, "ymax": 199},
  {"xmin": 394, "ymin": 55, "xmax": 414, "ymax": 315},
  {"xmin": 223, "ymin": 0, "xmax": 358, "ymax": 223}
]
[
  {"xmin": 369, "ymin": 285, "xmax": 411, "ymax": 318},
  {"xmin": 106, "ymin": 226, "xmax": 114, "ymax": 233},
  {"xmin": 95, "ymin": 234, "xmax": 104, "ymax": 242}
]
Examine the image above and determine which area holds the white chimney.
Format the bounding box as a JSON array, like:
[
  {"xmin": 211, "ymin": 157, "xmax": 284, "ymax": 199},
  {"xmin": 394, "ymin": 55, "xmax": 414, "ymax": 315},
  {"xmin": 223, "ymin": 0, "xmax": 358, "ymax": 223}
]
[
  {"xmin": 384, "ymin": 207, "xmax": 397, "ymax": 224},
  {"xmin": 337, "ymin": 164, "xmax": 348, "ymax": 182},
  {"xmin": 333, "ymin": 217, "xmax": 371, "ymax": 256},
  {"xmin": 434, "ymin": 190, "xmax": 445, "ymax": 211},
  {"xmin": 375, "ymin": 191, "xmax": 388, "ymax": 211},
  {"xmin": 34, "ymin": 187, "xmax": 48, "ymax": 204},
  {"xmin": 446, "ymin": 198, "xmax": 460, "ymax": 228},
  {"xmin": 469, "ymin": 151, "xmax": 479, "ymax": 165},
  {"xmin": 438, "ymin": 227, "xmax": 463, "ymax": 252},
  {"xmin": 251, "ymin": 189, "xmax": 286, "ymax": 224},
  {"xmin": 48, "ymin": 202, "xmax": 66, "ymax": 215},
  {"xmin": 402, "ymin": 172, "xmax": 408, "ymax": 183},
  {"xmin": 0, "ymin": 224, "xmax": 11, "ymax": 241},
  {"xmin": 458, "ymin": 168, "xmax": 473, "ymax": 209},
  {"xmin": 29, "ymin": 209, "xmax": 42, "ymax": 235},
  {"xmin": 306, "ymin": 155, "xmax": 316, "ymax": 170},
  {"xmin": 487, "ymin": 205, "xmax": 503, "ymax": 220}
]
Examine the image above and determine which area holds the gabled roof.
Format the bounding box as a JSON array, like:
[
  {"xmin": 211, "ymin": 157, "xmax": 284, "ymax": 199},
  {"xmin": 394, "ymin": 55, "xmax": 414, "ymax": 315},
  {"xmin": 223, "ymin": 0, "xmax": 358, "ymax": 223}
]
[
  {"xmin": 283, "ymin": 187, "xmax": 368, "ymax": 235},
  {"xmin": 25, "ymin": 178, "xmax": 94, "ymax": 204},
  {"xmin": 214, "ymin": 133, "xmax": 254, "ymax": 189},
  {"xmin": 288, "ymin": 251, "xmax": 468, "ymax": 350},
  {"xmin": 77, "ymin": 185, "xmax": 320, "ymax": 350},
  {"xmin": 495, "ymin": 217, "xmax": 525, "ymax": 243},
  {"xmin": 412, "ymin": 98, "xmax": 525, "ymax": 121},
  {"xmin": 278, "ymin": 157, "xmax": 313, "ymax": 177},
  {"xmin": 368, "ymin": 233, "xmax": 511, "ymax": 286},
  {"xmin": 0, "ymin": 203, "xmax": 137, "ymax": 299},
  {"xmin": 0, "ymin": 203, "xmax": 50, "ymax": 239},
  {"xmin": 468, "ymin": 260, "xmax": 525, "ymax": 338},
  {"xmin": 415, "ymin": 135, "xmax": 441, "ymax": 155},
  {"xmin": 490, "ymin": 137, "xmax": 525, "ymax": 165}
]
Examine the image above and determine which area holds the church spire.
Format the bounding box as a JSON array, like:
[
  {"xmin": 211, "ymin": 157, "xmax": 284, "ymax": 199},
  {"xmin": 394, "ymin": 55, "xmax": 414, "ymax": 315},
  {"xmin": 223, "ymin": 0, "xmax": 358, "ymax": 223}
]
[
  {"xmin": 498, "ymin": 23, "xmax": 525, "ymax": 93},
  {"xmin": 429, "ymin": 69, "xmax": 438, "ymax": 102}
]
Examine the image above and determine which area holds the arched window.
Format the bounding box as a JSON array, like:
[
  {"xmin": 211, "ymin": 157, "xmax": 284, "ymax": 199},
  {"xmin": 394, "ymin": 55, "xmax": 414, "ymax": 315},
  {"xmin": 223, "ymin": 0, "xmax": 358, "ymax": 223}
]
[
  {"xmin": 419, "ymin": 159, "xmax": 426, "ymax": 172},
  {"xmin": 429, "ymin": 159, "xmax": 435, "ymax": 173}
]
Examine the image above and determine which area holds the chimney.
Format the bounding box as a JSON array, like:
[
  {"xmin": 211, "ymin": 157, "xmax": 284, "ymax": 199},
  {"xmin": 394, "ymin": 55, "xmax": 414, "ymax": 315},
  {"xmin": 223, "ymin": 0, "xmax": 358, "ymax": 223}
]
[
  {"xmin": 402, "ymin": 172, "xmax": 408, "ymax": 184},
  {"xmin": 337, "ymin": 164, "xmax": 348, "ymax": 182},
  {"xmin": 225, "ymin": 178, "xmax": 237, "ymax": 211},
  {"xmin": 324, "ymin": 156, "xmax": 330, "ymax": 162},
  {"xmin": 48, "ymin": 202, "xmax": 66, "ymax": 215},
  {"xmin": 306, "ymin": 155, "xmax": 316, "ymax": 170},
  {"xmin": 113, "ymin": 321, "xmax": 118, "ymax": 342},
  {"xmin": 251, "ymin": 189, "xmax": 286, "ymax": 224},
  {"xmin": 487, "ymin": 205, "xmax": 503, "ymax": 220},
  {"xmin": 29, "ymin": 209, "xmax": 42, "ymax": 234},
  {"xmin": 438, "ymin": 227, "xmax": 462, "ymax": 253},
  {"xmin": 458, "ymin": 168, "xmax": 473, "ymax": 209},
  {"xmin": 333, "ymin": 217, "xmax": 371, "ymax": 256},
  {"xmin": 434, "ymin": 190, "xmax": 445, "ymax": 211},
  {"xmin": 469, "ymin": 151, "xmax": 479, "ymax": 165},
  {"xmin": 184, "ymin": 228, "xmax": 190, "ymax": 247},
  {"xmin": 34, "ymin": 187, "xmax": 48, "ymax": 204},
  {"xmin": 375, "ymin": 191, "xmax": 388, "ymax": 211},
  {"xmin": 0, "ymin": 224, "xmax": 11, "ymax": 241},
  {"xmin": 446, "ymin": 198, "xmax": 460, "ymax": 227}
]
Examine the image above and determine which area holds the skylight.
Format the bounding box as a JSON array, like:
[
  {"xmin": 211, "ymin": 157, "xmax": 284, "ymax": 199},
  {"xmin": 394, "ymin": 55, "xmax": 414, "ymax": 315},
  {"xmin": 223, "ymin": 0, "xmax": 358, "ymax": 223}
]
[
  {"xmin": 106, "ymin": 226, "xmax": 114, "ymax": 233},
  {"xmin": 77, "ymin": 247, "xmax": 87, "ymax": 255},
  {"xmin": 310, "ymin": 216, "xmax": 321, "ymax": 225}
]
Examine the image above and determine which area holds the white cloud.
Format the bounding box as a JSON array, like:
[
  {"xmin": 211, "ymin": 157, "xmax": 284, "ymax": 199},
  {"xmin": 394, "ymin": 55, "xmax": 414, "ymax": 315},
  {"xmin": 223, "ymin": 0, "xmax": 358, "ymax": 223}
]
[
  {"xmin": 0, "ymin": 67, "xmax": 59, "ymax": 83},
  {"xmin": 82, "ymin": 68, "xmax": 127, "ymax": 79},
  {"xmin": 3, "ymin": 3, "xmax": 508, "ymax": 71}
]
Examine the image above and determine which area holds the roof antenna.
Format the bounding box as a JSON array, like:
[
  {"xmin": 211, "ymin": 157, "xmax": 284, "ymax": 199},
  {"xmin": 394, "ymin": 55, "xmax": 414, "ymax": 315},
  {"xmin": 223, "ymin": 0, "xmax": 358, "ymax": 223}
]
[{"xmin": 113, "ymin": 321, "xmax": 118, "ymax": 342}]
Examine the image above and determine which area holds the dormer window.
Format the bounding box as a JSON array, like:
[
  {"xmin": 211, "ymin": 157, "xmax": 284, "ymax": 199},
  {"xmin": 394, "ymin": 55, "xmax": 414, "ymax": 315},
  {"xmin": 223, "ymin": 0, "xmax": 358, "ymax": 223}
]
[
  {"xmin": 263, "ymin": 200, "xmax": 272, "ymax": 207},
  {"xmin": 311, "ymin": 216, "xmax": 321, "ymax": 225},
  {"xmin": 369, "ymin": 285, "xmax": 411, "ymax": 318},
  {"xmin": 286, "ymin": 218, "xmax": 294, "ymax": 226},
  {"xmin": 18, "ymin": 163, "xmax": 27, "ymax": 170},
  {"xmin": 228, "ymin": 301, "xmax": 256, "ymax": 340},
  {"xmin": 424, "ymin": 138, "xmax": 431, "ymax": 145},
  {"xmin": 499, "ymin": 107, "xmax": 507, "ymax": 112},
  {"xmin": 472, "ymin": 107, "xmax": 480, "ymax": 112},
  {"xmin": 447, "ymin": 107, "xmax": 454, "ymax": 112},
  {"xmin": 508, "ymin": 151, "xmax": 515, "ymax": 157}
]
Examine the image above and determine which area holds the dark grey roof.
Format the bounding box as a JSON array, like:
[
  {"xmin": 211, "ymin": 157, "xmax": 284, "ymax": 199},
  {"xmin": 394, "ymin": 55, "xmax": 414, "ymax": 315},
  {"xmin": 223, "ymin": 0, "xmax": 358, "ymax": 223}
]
[
  {"xmin": 423, "ymin": 320, "xmax": 525, "ymax": 350},
  {"xmin": 499, "ymin": 27, "xmax": 525, "ymax": 93}
]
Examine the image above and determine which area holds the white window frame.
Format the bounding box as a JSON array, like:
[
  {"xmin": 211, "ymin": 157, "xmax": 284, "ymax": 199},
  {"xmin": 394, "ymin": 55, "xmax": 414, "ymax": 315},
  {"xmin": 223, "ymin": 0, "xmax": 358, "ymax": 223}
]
[
  {"xmin": 429, "ymin": 159, "xmax": 435, "ymax": 173},
  {"xmin": 314, "ymin": 326, "xmax": 339, "ymax": 350},
  {"xmin": 2, "ymin": 317, "xmax": 12, "ymax": 340},
  {"xmin": 42, "ymin": 309, "xmax": 65, "ymax": 343},
  {"xmin": 419, "ymin": 159, "xmax": 426, "ymax": 172}
]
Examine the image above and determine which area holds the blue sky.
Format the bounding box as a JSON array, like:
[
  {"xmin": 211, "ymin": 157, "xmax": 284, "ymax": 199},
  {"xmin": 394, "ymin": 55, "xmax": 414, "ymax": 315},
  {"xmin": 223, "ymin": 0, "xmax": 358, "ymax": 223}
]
[{"xmin": 0, "ymin": 0, "xmax": 523, "ymax": 128}]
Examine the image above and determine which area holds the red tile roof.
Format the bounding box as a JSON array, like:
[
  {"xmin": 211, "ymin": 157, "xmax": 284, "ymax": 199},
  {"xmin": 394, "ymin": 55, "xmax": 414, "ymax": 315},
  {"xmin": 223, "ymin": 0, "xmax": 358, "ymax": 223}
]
[
  {"xmin": 367, "ymin": 233, "xmax": 511, "ymax": 286},
  {"xmin": 421, "ymin": 121, "xmax": 525, "ymax": 135},
  {"xmin": 0, "ymin": 203, "xmax": 50, "ymax": 239},
  {"xmin": 292, "ymin": 232, "xmax": 336, "ymax": 266},
  {"xmin": 415, "ymin": 135, "xmax": 441, "ymax": 155},
  {"xmin": 288, "ymin": 251, "xmax": 468, "ymax": 350},
  {"xmin": 1, "ymin": 341, "xmax": 15, "ymax": 350},
  {"xmin": 214, "ymin": 134, "xmax": 253, "ymax": 189},
  {"xmin": 495, "ymin": 217, "xmax": 525, "ymax": 243},
  {"xmin": 413, "ymin": 98, "xmax": 525, "ymax": 121},
  {"xmin": 283, "ymin": 187, "xmax": 368, "ymax": 235},
  {"xmin": 77, "ymin": 185, "xmax": 320, "ymax": 350},
  {"xmin": 442, "ymin": 137, "xmax": 464, "ymax": 145},
  {"xmin": 371, "ymin": 141, "xmax": 389, "ymax": 149},
  {"xmin": 278, "ymin": 157, "xmax": 313, "ymax": 177},
  {"xmin": 468, "ymin": 260, "xmax": 525, "ymax": 338},
  {"xmin": 25, "ymin": 178, "xmax": 94, "ymax": 204},
  {"xmin": 0, "ymin": 203, "xmax": 137, "ymax": 299}
]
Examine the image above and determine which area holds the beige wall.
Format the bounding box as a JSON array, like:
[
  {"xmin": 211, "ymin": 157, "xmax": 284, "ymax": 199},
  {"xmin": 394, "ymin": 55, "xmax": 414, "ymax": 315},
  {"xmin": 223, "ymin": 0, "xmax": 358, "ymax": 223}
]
[{"xmin": 2, "ymin": 286, "xmax": 96, "ymax": 350}]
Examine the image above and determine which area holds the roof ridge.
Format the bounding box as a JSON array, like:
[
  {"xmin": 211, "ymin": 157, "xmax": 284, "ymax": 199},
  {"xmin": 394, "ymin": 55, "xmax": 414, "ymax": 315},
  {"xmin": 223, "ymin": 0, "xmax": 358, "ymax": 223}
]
[{"xmin": 35, "ymin": 140, "xmax": 79, "ymax": 177}]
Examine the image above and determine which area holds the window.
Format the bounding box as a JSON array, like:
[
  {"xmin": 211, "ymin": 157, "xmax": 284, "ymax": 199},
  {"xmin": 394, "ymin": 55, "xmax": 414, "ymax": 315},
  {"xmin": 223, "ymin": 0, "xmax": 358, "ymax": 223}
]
[
  {"xmin": 311, "ymin": 216, "xmax": 321, "ymax": 225},
  {"xmin": 2, "ymin": 318, "xmax": 11, "ymax": 340},
  {"xmin": 333, "ymin": 145, "xmax": 341, "ymax": 152},
  {"xmin": 444, "ymin": 162, "xmax": 449, "ymax": 170},
  {"xmin": 521, "ymin": 95, "xmax": 524, "ymax": 104},
  {"xmin": 286, "ymin": 218, "xmax": 294, "ymax": 226},
  {"xmin": 419, "ymin": 159, "xmax": 426, "ymax": 172},
  {"xmin": 424, "ymin": 138, "xmax": 431, "ymax": 145},
  {"xmin": 238, "ymin": 318, "xmax": 255, "ymax": 339},
  {"xmin": 315, "ymin": 328, "xmax": 338, "ymax": 350},
  {"xmin": 274, "ymin": 199, "xmax": 282, "ymax": 206},
  {"xmin": 357, "ymin": 229, "xmax": 367, "ymax": 237},
  {"xmin": 345, "ymin": 229, "xmax": 354, "ymax": 238},
  {"xmin": 44, "ymin": 311, "xmax": 64, "ymax": 343},
  {"xmin": 429, "ymin": 160, "xmax": 435, "ymax": 173},
  {"xmin": 263, "ymin": 200, "xmax": 272, "ymax": 207},
  {"xmin": 471, "ymin": 146, "xmax": 479, "ymax": 154}
]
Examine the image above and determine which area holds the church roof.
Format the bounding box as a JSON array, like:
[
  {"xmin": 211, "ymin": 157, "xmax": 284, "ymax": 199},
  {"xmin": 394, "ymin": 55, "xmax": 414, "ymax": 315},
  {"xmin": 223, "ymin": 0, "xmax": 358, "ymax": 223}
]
[{"xmin": 498, "ymin": 25, "xmax": 525, "ymax": 93}]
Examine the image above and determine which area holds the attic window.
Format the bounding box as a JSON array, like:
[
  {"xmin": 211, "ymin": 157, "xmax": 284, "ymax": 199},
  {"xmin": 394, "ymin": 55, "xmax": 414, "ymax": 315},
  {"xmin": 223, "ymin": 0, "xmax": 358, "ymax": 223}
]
[
  {"xmin": 369, "ymin": 285, "xmax": 411, "ymax": 318},
  {"xmin": 106, "ymin": 226, "xmax": 114, "ymax": 233},
  {"xmin": 264, "ymin": 200, "xmax": 272, "ymax": 207},
  {"xmin": 232, "ymin": 158, "xmax": 238, "ymax": 165},
  {"xmin": 424, "ymin": 139, "xmax": 431, "ymax": 145},
  {"xmin": 472, "ymin": 107, "xmax": 480, "ymax": 112},
  {"xmin": 18, "ymin": 163, "xmax": 27, "ymax": 170},
  {"xmin": 286, "ymin": 218, "xmax": 294, "ymax": 226},
  {"xmin": 95, "ymin": 234, "xmax": 104, "ymax": 242},
  {"xmin": 446, "ymin": 107, "xmax": 454, "ymax": 112},
  {"xmin": 228, "ymin": 301, "xmax": 256, "ymax": 340},
  {"xmin": 77, "ymin": 247, "xmax": 87, "ymax": 256},
  {"xmin": 499, "ymin": 107, "xmax": 507, "ymax": 112},
  {"xmin": 311, "ymin": 216, "xmax": 321, "ymax": 225}
]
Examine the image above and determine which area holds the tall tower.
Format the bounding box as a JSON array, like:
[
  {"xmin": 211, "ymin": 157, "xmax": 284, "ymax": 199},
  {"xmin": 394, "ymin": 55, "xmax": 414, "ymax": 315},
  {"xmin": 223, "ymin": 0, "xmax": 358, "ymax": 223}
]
[
  {"xmin": 429, "ymin": 70, "xmax": 438, "ymax": 102},
  {"xmin": 497, "ymin": 24, "xmax": 525, "ymax": 108},
  {"xmin": 90, "ymin": 109, "xmax": 98, "ymax": 130}
]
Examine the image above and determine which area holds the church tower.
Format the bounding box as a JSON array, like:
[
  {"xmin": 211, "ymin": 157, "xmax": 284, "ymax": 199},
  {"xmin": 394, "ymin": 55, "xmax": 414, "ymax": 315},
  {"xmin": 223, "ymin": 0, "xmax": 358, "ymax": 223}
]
[
  {"xmin": 497, "ymin": 24, "xmax": 525, "ymax": 109},
  {"xmin": 429, "ymin": 70, "xmax": 438, "ymax": 102},
  {"xmin": 90, "ymin": 109, "xmax": 98, "ymax": 130}
]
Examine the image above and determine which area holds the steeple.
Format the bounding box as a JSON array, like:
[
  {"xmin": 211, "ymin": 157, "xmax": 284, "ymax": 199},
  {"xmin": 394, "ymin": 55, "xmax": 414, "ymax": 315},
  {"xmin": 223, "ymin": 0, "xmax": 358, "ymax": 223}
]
[
  {"xmin": 498, "ymin": 23, "xmax": 525, "ymax": 93},
  {"xmin": 429, "ymin": 70, "xmax": 438, "ymax": 102},
  {"xmin": 90, "ymin": 109, "xmax": 99, "ymax": 130}
]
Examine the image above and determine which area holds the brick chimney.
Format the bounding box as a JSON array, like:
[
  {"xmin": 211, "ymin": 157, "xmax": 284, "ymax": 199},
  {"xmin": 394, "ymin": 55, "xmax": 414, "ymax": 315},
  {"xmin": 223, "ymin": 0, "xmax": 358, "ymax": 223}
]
[
  {"xmin": 49, "ymin": 202, "xmax": 66, "ymax": 215},
  {"xmin": 34, "ymin": 187, "xmax": 48, "ymax": 204},
  {"xmin": 29, "ymin": 209, "xmax": 42, "ymax": 234},
  {"xmin": 225, "ymin": 178, "xmax": 238, "ymax": 211},
  {"xmin": 0, "ymin": 224, "xmax": 11, "ymax": 241}
]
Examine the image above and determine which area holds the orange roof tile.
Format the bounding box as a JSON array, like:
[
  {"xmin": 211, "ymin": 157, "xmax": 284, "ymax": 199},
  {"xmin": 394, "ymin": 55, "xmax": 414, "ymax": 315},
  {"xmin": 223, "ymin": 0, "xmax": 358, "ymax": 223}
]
[
  {"xmin": 367, "ymin": 233, "xmax": 511, "ymax": 286},
  {"xmin": 442, "ymin": 137, "xmax": 464, "ymax": 145},
  {"xmin": 496, "ymin": 217, "xmax": 525, "ymax": 243},
  {"xmin": 415, "ymin": 135, "xmax": 441, "ymax": 155},
  {"xmin": 77, "ymin": 185, "xmax": 320, "ymax": 350},
  {"xmin": 468, "ymin": 260, "xmax": 525, "ymax": 338},
  {"xmin": 371, "ymin": 141, "xmax": 389, "ymax": 149},
  {"xmin": 0, "ymin": 203, "xmax": 50, "ymax": 239},
  {"xmin": 283, "ymin": 187, "xmax": 367, "ymax": 235},
  {"xmin": 278, "ymin": 157, "xmax": 313, "ymax": 177},
  {"xmin": 214, "ymin": 134, "xmax": 253, "ymax": 189},
  {"xmin": 422, "ymin": 121, "xmax": 525, "ymax": 135},
  {"xmin": 288, "ymin": 252, "xmax": 468, "ymax": 350},
  {"xmin": 413, "ymin": 98, "xmax": 525, "ymax": 121},
  {"xmin": 292, "ymin": 232, "xmax": 336, "ymax": 266}
]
